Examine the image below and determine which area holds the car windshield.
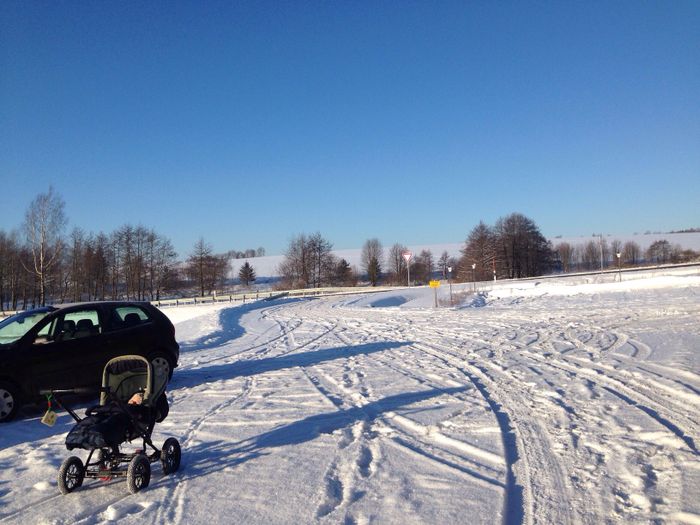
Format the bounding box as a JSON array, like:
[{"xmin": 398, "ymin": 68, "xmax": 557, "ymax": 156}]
[{"xmin": 0, "ymin": 308, "xmax": 54, "ymax": 345}]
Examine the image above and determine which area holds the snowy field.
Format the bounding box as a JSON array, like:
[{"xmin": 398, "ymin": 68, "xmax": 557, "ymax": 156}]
[{"xmin": 1, "ymin": 269, "xmax": 699, "ymax": 524}]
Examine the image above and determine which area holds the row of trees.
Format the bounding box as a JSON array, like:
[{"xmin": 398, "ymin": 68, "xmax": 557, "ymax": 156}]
[
  {"xmin": 553, "ymin": 238, "xmax": 698, "ymax": 272},
  {"xmin": 355, "ymin": 214, "xmax": 556, "ymax": 287},
  {"xmin": 277, "ymin": 233, "xmax": 356, "ymax": 289},
  {"xmin": 5, "ymin": 188, "xmax": 698, "ymax": 307},
  {"xmin": 228, "ymin": 247, "xmax": 265, "ymax": 259},
  {"xmin": 281, "ymin": 212, "xmax": 700, "ymax": 291},
  {"xmin": 458, "ymin": 213, "xmax": 555, "ymax": 281},
  {"xmin": 1, "ymin": 188, "xmax": 265, "ymax": 309}
]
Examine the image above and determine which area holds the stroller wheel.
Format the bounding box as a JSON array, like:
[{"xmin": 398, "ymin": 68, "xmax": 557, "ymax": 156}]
[
  {"xmin": 58, "ymin": 456, "xmax": 85, "ymax": 495},
  {"xmin": 126, "ymin": 455, "xmax": 151, "ymax": 494},
  {"xmin": 161, "ymin": 437, "xmax": 181, "ymax": 474}
]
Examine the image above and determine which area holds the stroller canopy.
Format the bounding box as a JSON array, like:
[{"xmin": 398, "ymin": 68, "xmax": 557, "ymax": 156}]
[{"xmin": 99, "ymin": 355, "xmax": 167, "ymax": 408}]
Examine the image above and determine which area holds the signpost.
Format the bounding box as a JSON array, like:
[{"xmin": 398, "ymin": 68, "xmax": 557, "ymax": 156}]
[
  {"xmin": 447, "ymin": 266, "xmax": 453, "ymax": 306},
  {"xmin": 429, "ymin": 280, "xmax": 440, "ymax": 308},
  {"xmin": 402, "ymin": 251, "xmax": 413, "ymax": 286}
]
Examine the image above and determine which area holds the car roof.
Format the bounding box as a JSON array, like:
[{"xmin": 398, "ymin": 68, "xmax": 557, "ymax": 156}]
[{"xmin": 47, "ymin": 301, "xmax": 154, "ymax": 311}]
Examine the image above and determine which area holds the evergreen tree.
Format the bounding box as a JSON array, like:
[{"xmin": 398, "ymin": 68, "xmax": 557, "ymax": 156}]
[
  {"xmin": 334, "ymin": 258, "xmax": 356, "ymax": 286},
  {"xmin": 239, "ymin": 262, "xmax": 256, "ymax": 286},
  {"xmin": 459, "ymin": 221, "xmax": 495, "ymax": 281}
]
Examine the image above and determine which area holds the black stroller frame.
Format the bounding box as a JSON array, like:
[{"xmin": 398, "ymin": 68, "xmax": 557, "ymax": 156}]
[{"xmin": 45, "ymin": 355, "xmax": 181, "ymax": 494}]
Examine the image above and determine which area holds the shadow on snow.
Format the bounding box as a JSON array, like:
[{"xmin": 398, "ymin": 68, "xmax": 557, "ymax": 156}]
[
  {"xmin": 178, "ymin": 386, "xmax": 468, "ymax": 478},
  {"xmin": 171, "ymin": 341, "xmax": 409, "ymax": 390},
  {"xmin": 177, "ymin": 297, "xmax": 306, "ymax": 353}
]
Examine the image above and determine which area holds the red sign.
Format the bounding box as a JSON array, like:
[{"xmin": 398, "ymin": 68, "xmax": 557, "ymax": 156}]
[{"xmin": 402, "ymin": 251, "xmax": 412, "ymax": 263}]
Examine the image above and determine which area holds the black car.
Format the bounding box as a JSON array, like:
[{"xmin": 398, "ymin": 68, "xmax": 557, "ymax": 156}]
[{"xmin": 0, "ymin": 301, "xmax": 179, "ymax": 423}]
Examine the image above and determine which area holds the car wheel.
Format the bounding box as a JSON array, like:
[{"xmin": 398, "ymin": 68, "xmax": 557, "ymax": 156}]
[
  {"xmin": 150, "ymin": 353, "xmax": 173, "ymax": 382},
  {"xmin": 0, "ymin": 381, "xmax": 20, "ymax": 423}
]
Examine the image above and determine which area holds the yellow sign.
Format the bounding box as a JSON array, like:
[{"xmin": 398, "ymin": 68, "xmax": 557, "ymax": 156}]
[{"xmin": 429, "ymin": 280, "xmax": 440, "ymax": 288}]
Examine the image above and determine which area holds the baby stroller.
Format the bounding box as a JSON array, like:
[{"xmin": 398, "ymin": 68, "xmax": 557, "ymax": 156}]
[{"xmin": 46, "ymin": 355, "xmax": 181, "ymax": 495}]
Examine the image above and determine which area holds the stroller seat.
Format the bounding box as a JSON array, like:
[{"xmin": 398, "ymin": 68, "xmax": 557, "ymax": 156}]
[{"xmin": 65, "ymin": 356, "xmax": 169, "ymax": 451}]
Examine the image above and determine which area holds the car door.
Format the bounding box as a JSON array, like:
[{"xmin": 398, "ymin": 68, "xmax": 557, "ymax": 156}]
[
  {"xmin": 27, "ymin": 307, "xmax": 106, "ymax": 393},
  {"xmin": 103, "ymin": 305, "xmax": 155, "ymax": 360}
]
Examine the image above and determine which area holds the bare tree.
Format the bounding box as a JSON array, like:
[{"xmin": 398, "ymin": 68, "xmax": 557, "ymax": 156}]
[
  {"xmin": 647, "ymin": 239, "xmax": 672, "ymax": 264},
  {"xmin": 308, "ymin": 232, "xmax": 334, "ymax": 288},
  {"xmin": 0, "ymin": 230, "xmax": 23, "ymax": 310},
  {"xmin": 622, "ymin": 241, "xmax": 641, "ymax": 266},
  {"xmin": 66, "ymin": 228, "xmax": 94, "ymax": 302},
  {"xmin": 412, "ymin": 249, "xmax": 434, "ymax": 284},
  {"xmin": 23, "ymin": 187, "xmax": 67, "ymax": 305},
  {"xmin": 361, "ymin": 238, "xmax": 383, "ymax": 286},
  {"xmin": 147, "ymin": 232, "xmax": 178, "ymax": 300},
  {"xmin": 437, "ymin": 251, "xmax": 450, "ymax": 279},
  {"xmin": 460, "ymin": 221, "xmax": 496, "ymax": 281},
  {"xmin": 278, "ymin": 234, "xmax": 310, "ymax": 288},
  {"xmin": 387, "ymin": 243, "xmax": 408, "ymax": 285},
  {"xmin": 554, "ymin": 242, "xmax": 575, "ymax": 273},
  {"xmin": 610, "ymin": 239, "xmax": 622, "ymax": 259},
  {"xmin": 581, "ymin": 241, "xmax": 599, "ymax": 271},
  {"xmin": 492, "ymin": 213, "xmax": 554, "ymax": 279},
  {"xmin": 187, "ymin": 238, "xmax": 228, "ymax": 297},
  {"xmin": 278, "ymin": 233, "xmax": 335, "ymax": 289}
]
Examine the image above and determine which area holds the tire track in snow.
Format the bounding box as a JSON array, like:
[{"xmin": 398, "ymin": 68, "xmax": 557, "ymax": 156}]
[
  {"xmin": 153, "ymin": 375, "xmax": 256, "ymax": 525},
  {"xmin": 410, "ymin": 341, "xmax": 542, "ymax": 525},
  {"xmin": 483, "ymin": 320, "xmax": 695, "ymax": 521},
  {"xmin": 331, "ymin": 331, "xmax": 511, "ymax": 487},
  {"xmin": 525, "ymin": 352, "xmax": 699, "ymax": 455}
]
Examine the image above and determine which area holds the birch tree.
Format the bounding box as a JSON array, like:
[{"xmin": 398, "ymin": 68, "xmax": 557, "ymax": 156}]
[{"xmin": 23, "ymin": 187, "xmax": 67, "ymax": 305}]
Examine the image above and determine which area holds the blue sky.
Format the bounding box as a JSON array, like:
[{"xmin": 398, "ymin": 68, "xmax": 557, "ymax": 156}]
[{"xmin": 2, "ymin": 2, "xmax": 698, "ymax": 256}]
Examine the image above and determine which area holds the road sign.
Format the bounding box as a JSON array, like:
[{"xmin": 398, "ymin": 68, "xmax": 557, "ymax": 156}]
[
  {"xmin": 402, "ymin": 251, "xmax": 413, "ymax": 263},
  {"xmin": 429, "ymin": 280, "xmax": 440, "ymax": 288}
]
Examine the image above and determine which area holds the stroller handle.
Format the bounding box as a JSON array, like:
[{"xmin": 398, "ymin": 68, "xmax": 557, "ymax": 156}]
[{"xmin": 39, "ymin": 387, "xmax": 98, "ymax": 396}]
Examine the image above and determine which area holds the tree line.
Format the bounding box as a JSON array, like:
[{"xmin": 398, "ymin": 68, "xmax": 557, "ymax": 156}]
[
  {"xmin": 0, "ymin": 188, "xmax": 265, "ymax": 310},
  {"xmin": 4, "ymin": 189, "xmax": 698, "ymax": 309},
  {"xmin": 277, "ymin": 212, "xmax": 699, "ymax": 290},
  {"xmin": 553, "ymin": 237, "xmax": 699, "ymax": 272},
  {"xmin": 278, "ymin": 213, "xmax": 558, "ymax": 288}
]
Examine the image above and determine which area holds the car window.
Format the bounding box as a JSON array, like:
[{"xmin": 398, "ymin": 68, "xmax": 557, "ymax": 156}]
[
  {"xmin": 0, "ymin": 310, "xmax": 51, "ymax": 344},
  {"xmin": 109, "ymin": 306, "xmax": 152, "ymax": 331},
  {"xmin": 52, "ymin": 310, "xmax": 102, "ymax": 341}
]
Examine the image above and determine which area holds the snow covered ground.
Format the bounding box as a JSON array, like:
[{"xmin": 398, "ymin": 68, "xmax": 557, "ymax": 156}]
[{"xmin": 1, "ymin": 268, "xmax": 699, "ymax": 524}]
